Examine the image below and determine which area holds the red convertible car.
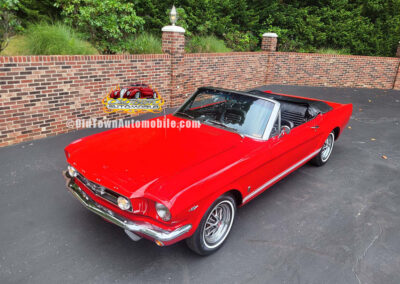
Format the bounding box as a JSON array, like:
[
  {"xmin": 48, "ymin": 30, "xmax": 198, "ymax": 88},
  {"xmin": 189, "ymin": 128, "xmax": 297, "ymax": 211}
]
[
  {"xmin": 63, "ymin": 87, "xmax": 352, "ymax": 255},
  {"xmin": 110, "ymin": 83, "xmax": 158, "ymax": 99}
]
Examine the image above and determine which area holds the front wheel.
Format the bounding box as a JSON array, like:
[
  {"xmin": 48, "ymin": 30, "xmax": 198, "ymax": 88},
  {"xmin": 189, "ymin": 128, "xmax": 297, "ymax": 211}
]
[
  {"xmin": 186, "ymin": 194, "xmax": 236, "ymax": 255},
  {"xmin": 310, "ymin": 131, "xmax": 335, "ymax": 166}
]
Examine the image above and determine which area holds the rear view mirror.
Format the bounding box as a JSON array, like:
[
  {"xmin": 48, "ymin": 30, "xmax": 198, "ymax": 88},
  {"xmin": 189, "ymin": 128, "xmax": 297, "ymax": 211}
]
[{"xmin": 279, "ymin": 125, "xmax": 291, "ymax": 138}]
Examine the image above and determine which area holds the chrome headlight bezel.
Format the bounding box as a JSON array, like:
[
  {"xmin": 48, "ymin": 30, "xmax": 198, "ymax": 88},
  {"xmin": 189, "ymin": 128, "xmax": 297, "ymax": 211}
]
[
  {"xmin": 155, "ymin": 202, "xmax": 171, "ymax": 221},
  {"xmin": 117, "ymin": 196, "xmax": 131, "ymax": 211},
  {"xmin": 67, "ymin": 165, "xmax": 78, "ymax": 177}
]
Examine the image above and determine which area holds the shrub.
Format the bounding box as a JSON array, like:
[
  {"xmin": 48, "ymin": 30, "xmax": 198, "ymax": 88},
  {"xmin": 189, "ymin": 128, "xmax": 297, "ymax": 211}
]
[
  {"xmin": 56, "ymin": 0, "xmax": 144, "ymax": 54},
  {"xmin": 24, "ymin": 23, "xmax": 98, "ymax": 55},
  {"xmin": 186, "ymin": 36, "xmax": 231, "ymax": 53},
  {"xmin": 126, "ymin": 33, "xmax": 162, "ymax": 54},
  {"xmin": 224, "ymin": 31, "xmax": 258, "ymax": 52},
  {"xmin": 0, "ymin": 0, "xmax": 22, "ymax": 52}
]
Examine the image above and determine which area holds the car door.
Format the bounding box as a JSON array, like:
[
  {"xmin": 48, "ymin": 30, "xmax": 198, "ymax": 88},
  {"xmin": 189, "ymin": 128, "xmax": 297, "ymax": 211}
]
[{"xmin": 242, "ymin": 110, "xmax": 322, "ymax": 203}]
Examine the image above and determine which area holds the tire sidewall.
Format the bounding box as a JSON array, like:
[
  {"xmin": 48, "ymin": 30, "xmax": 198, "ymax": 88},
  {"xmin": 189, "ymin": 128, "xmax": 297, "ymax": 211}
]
[
  {"xmin": 320, "ymin": 132, "xmax": 335, "ymax": 163},
  {"xmin": 189, "ymin": 195, "xmax": 236, "ymax": 255},
  {"xmin": 311, "ymin": 131, "xmax": 335, "ymax": 166}
]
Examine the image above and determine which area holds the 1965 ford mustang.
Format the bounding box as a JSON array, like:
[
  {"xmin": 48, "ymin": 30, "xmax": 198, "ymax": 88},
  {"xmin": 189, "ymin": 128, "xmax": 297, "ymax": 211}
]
[{"xmin": 63, "ymin": 87, "xmax": 352, "ymax": 255}]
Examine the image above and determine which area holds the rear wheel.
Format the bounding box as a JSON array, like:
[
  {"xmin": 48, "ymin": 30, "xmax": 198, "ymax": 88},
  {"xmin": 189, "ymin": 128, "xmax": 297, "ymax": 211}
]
[
  {"xmin": 310, "ymin": 131, "xmax": 335, "ymax": 166},
  {"xmin": 186, "ymin": 194, "xmax": 236, "ymax": 255}
]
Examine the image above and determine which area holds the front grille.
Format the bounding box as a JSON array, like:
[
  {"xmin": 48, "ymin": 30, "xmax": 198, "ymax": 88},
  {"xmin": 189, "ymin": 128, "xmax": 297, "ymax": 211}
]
[{"xmin": 76, "ymin": 174, "xmax": 132, "ymax": 211}]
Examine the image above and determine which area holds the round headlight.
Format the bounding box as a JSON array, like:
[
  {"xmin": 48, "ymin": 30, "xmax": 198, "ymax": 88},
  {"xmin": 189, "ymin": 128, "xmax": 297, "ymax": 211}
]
[
  {"xmin": 67, "ymin": 165, "xmax": 78, "ymax": 177},
  {"xmin": 117, "ymin": 196, "xmax": 131, "ymax": 211},
  {"xmin": 155, "ymin": 202, "xmax": 171, "ymax": 221}
]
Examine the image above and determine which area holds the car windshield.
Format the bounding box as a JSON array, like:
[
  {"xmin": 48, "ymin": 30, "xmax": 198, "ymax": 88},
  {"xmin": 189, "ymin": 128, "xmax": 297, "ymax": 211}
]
[{"xmin": 175, "ymin": 89, "xmax": 275, "ymax": 138}]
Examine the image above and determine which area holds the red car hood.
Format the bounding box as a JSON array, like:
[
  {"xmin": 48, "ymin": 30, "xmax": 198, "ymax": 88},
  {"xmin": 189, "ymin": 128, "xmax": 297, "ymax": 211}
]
[{"xmin": 66, "ymin": 116, "xmax": 242, "ymax": 201}]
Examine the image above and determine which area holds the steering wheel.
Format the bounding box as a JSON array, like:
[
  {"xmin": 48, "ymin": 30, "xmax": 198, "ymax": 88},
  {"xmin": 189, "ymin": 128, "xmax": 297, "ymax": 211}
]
[{"xmin": 220, "ymin": 108, "xmax": 246, "ymax": 124}]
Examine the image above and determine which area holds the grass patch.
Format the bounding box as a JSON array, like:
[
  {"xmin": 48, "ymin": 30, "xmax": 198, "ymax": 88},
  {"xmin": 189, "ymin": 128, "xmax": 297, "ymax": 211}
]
[
  {"xmin": 0, "ymin": 36, "xmax": 28, "ymax": 56},
  {"xmin": 315, "ymin": 48, "xmax": 351, "ymax": 55},
  {"xmin": 186, "ymin": 36, "xmax": 231, "ymax": 53},
  {"xmin": 126, "ymin": 33, "xmax": 162, "ymax": 54},
  {"xmin": 23, "ymin": 23, "xmax": 98, "ymax": 55}
]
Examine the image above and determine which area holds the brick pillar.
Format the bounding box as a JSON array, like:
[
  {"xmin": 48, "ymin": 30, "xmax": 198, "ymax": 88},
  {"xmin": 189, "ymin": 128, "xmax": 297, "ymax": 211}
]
[
  {"xmin": 162, "ymin": 26, "xmax": 185, "ymax": 54},
  {"xmin": 396, "ymin": 41, "xmax": 400, "ymax": 57},
  {"xmin": 162, "ymin": 25, "xmax": 185, "ymax": 107},
  {"xmin": 261, "ymin": 33, "xmax": 278, "ymax": 52}
]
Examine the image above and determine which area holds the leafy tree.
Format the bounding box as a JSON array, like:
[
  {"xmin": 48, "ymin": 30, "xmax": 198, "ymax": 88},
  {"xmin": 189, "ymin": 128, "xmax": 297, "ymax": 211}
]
[
  {"xmin": 55, "ymin": 0, "xmax": 144, "ymax": 53},
  {"xmin": 16, "ymin": 0, "xmax": 61, "ymax": 26}
]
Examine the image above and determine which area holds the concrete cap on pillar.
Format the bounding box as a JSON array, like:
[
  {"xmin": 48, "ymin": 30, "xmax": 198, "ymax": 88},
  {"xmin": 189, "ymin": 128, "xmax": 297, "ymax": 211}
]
[
  {"xmin": 262, "ymin": 32, "xmax": 278, "ymax": 38},
  {"xmin": 161, "ymin": 26, "xmax": 185, "ymax": 33}
]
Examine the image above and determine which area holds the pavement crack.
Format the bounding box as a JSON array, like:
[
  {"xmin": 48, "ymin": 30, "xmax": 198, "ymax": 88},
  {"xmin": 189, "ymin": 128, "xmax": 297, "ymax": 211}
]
[{"xmin": 352, "ymin": 223, "xmax": 383, "ymax": 284}]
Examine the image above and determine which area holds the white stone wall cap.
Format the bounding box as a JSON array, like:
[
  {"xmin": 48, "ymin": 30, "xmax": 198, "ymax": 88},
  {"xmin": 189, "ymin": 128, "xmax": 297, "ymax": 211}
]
[
  {"xmin": 162, "ymin": 25, "xmax": 185, "ymax": 33},
  {"xmin": 262, "ymin": 32, "xmax": 278, "ymax": 38}
]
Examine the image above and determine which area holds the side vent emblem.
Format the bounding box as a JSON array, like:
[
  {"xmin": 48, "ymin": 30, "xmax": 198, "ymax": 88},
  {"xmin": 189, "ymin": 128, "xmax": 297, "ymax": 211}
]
[{"xmin": 188, "ymin": 205, "xmax": 199, "ymax": 212}]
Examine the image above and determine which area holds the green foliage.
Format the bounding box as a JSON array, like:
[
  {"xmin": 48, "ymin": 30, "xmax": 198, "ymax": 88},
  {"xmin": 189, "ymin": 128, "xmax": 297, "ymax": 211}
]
[
  {"xmin": 5, "ymin": 0, "xmax": 400, "ymax": 56},
  {"xmin": 55, "ymin": 0, "xmax": 144, "ymax": 53},
  {"xmin": 224, "ymin": 31, "xmax": 258, "ymax": 51},
  {"xmin": 257, "ymin": 0, "xmax": 400, "ymax": 56},
  {"xmin": 0, "ymin": 35, "xmax": 25, "ymax": 55},
  {"xmin": 126, "ymin": 33, "xmax": 162, "ymax": 54},
  {"xmin": 0, "ymin": 0, "xmax": 22, "ymax": 52},
  {"xmin": 134, "ymin": 0, "xmax": 400, "ymax": 56},
  {"xmin": 315, "ymin": 48, "xmax": 351, "ymax": 55},
  {"xmin": 23, "ymin": 22, "xmax": 98, "ymax": 55},
  {"xmin": 16, "ymin": 0, "xmax": 60, "ymax": 26},
  {"xmin": 134, "ymin": 0, "xmax": 258, "ymax": 38},
  {"xmin": 186, "ymin": 35, "xmax": 231, "ymax": 53}
]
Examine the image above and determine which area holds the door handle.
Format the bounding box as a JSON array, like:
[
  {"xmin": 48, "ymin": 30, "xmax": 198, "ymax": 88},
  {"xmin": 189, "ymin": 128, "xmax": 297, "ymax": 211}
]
[{"xmin": 311, "ymin": 126, "xmax": 320, "ymax": 129}]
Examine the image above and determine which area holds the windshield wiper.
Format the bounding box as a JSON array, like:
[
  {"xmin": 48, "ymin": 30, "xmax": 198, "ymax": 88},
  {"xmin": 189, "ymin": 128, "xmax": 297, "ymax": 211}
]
[
  {"xmin": 205, "ymin": 119, "xmax": 244, "ymax": 138},
  {"xmin": 175, "ymin": 111, "xmax": 194, "ymax": 120}
]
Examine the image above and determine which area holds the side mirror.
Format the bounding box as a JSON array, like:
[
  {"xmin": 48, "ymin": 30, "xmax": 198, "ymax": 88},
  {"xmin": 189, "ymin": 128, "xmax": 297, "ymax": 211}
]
[{"xmin": 279, "ymin": 125, "xmax": 291, "ymax": 138}]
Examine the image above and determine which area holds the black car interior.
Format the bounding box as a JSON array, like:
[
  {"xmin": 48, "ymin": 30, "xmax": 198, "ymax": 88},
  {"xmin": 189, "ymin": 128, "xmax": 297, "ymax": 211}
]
[{"xmin": 248, "ymin": 89, "xmax": 333, "ymax": 129}]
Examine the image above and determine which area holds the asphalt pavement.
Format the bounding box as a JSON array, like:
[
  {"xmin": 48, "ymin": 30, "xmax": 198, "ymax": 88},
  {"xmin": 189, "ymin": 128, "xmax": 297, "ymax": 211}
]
[{"xmin": 0, "ymin": 85, "xmax": 399, "ymax": 284}]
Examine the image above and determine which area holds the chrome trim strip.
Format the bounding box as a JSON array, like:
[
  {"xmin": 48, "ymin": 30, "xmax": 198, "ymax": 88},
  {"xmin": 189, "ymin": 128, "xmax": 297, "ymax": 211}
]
[
  {"xmin": 64, "ymin": 172, "xmax": 192, "ymax": 242},
  {"xmin": 243, "ymin": 148, "xmax": 321, "ymax": 203}
]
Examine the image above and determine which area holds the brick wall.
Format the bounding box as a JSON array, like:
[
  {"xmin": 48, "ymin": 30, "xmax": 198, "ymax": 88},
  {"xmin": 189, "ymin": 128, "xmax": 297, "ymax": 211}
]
[
  {"xmin": 0, "ymin": 55, "xmax": 170, "ymax": 147},
  {"xmin": 1, "ymin": 51, "xmax": 400, "ymax": 147},
  {"xmin": 266, "ymin": 52, "xmax": 400, "ymax": 89},
  {"xmin": 169, "ymin": 52, "xmax": 270, "ymax": 106}
]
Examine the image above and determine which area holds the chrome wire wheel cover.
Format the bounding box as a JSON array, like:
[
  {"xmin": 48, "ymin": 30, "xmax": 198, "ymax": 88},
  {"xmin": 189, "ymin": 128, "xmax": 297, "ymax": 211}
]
[
  {"xmin": 202, "ymin": 200, "xmax": 235, "ymax": 249},
  {"xmin": 321, "ymin": 133, "xmax": 334, "ymax": 162}
]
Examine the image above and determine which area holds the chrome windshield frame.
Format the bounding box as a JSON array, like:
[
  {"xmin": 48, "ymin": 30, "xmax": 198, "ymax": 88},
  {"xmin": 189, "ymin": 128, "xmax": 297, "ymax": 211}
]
[{"xmin": 262, "ymin": 100, "xmax": 280, "ymax": 140}]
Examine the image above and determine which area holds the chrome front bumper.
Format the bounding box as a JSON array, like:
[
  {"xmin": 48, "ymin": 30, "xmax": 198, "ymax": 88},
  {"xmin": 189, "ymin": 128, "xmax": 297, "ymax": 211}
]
[{"xmin": 64, "ymin": 173, "xmax": 192, "ymax": 243}]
